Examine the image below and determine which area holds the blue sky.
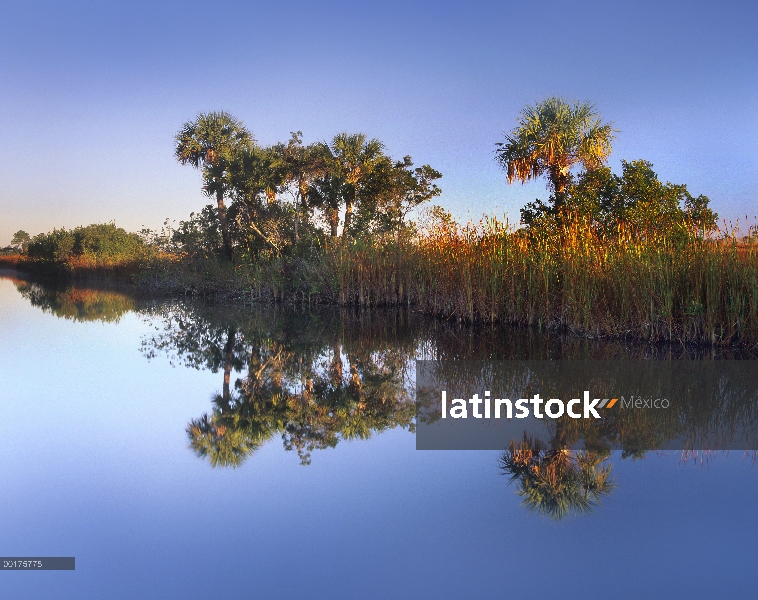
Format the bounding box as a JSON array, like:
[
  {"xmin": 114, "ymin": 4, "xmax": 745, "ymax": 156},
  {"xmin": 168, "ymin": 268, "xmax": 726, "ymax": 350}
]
[{"xmin": 1, "ymin": 0, "xmax": 756, "ymax": 244}]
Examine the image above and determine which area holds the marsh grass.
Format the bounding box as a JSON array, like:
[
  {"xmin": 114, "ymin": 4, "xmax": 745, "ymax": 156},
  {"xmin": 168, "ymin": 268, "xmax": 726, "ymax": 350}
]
[
  {"xmin": 228, "ymin": 216, "xmax": 758, "ymax": 346},
  {"xmin": 29, "ymin": 216, "xmax": 752, "ymax": 347}
]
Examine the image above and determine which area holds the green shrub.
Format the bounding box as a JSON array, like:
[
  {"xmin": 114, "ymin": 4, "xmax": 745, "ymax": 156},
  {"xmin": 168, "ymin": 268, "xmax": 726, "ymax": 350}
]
[
  {"xmin": 26, "ymin": 228, "xmax": 76, "ymax": 263},
  {"xmin": 26, "ymin": 223, "xmax": 154, "ymax": 269}
]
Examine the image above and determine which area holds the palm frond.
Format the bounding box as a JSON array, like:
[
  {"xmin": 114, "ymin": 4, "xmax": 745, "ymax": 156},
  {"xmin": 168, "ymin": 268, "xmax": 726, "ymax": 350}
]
[{"xmin": 495, "ymin": 97, "xmax": 616, "ymax": 194}]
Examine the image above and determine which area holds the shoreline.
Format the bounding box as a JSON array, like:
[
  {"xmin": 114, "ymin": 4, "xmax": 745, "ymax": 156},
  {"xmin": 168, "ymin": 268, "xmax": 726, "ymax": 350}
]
[{"xmin": 3, "ymin": 264, "xmax": 757, "ymax": 352}]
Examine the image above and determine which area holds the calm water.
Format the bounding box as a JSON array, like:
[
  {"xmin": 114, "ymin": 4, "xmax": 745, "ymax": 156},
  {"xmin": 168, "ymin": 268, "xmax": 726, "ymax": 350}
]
[{"xmin": 1, "ymin": 272, "xmax": 757, "ymax": 599}]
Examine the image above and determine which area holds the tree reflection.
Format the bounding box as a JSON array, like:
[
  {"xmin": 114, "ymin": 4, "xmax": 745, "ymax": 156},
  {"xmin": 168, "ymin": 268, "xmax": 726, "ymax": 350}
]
[
  {"xmin": 499, "ymin": 435, "xmax": 615, "ymax": 520},
  {"xmin": 143, "ymin": 304, "xmax": 416, "ymax": 466},
  {"xmin": 13, "ymin": 279, "xmax": 136, "ymax": 322}
]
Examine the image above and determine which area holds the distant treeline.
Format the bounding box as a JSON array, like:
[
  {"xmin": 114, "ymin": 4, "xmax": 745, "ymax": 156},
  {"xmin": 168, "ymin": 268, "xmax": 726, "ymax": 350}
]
[{"xmin": 7, "ymin": 223, "xmax": 156, "ymax": 277}]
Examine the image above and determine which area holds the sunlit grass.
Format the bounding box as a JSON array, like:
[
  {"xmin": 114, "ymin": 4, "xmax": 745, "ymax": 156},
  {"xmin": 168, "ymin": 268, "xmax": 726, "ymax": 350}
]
[
  {"xmin": 322, "ymin": 217, "xmax": 758, "ymax": 346},
  {"xmin": 24, "ymin": 215, "xmax": 752, "ymax": 347}
]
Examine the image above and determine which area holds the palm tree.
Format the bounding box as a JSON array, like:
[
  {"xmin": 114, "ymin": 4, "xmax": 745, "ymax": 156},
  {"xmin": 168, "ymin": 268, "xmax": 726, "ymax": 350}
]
[
  {"xmin": 327, "ymin": 133, "xmax": 386, "ymax": 238},
  {"xmin": 276, "ymin": 132, "xmax": 323, "ymax": 241},
  {"xmin": 307, "ymin": 172, "xmax": 345, "ymax": 239},
  {"xmin": 175, "ymin": 111, "xmax": 254, "ymax": 260},
  {"xmin": 495, "ymin": 97, "xmax": 615, "ymax": 210}
]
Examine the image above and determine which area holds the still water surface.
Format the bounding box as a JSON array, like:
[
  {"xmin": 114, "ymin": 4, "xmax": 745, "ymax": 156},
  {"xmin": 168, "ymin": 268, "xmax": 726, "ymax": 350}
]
[{"xmin": 1, "ymin": 273, "xmax": 757, "ymax": 599}]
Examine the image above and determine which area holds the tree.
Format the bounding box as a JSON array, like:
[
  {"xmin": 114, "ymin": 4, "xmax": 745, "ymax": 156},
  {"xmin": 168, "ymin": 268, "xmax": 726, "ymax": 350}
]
[
  {"xmin": 226, "ymin": 144, "xmax": 287, "ymax": 254},
  {"xmin": 684, "ymin": 191, "xmax": 719, "ymax": 238},
  {"xmin": 275, "ymin": 132, "xmax": 324, "ymax": 242},
  {"xmin": 307, "ymin": 172, "xmax": 345, "ymax": 238},
  {"xmin": 495, "ymin": 97, "xmax": 615, "ymax": 210},
  {"xmin": 322, "ymin": 133, "xmax": 387, "ymax": 238},
  {"xmin": 352, "ymin": 156, "xmax": 442, "ymax": 237},
  {"xmin": 175, "ymin": 112, "xmax": 254, "ymax": 260},
  {"xmin": 11, "ymin": 230, "xmax": 30, "ymax": 252},
  {"xmin": 613, "ymin": 160, "xmax": 717, "ymax": 237}
]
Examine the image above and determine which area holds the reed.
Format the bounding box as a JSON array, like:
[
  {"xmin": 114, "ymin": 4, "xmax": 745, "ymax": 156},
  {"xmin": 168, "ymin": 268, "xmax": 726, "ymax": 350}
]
[
  {"xmin": 131, "ymin": 215, "xmax": 758, "ymax": 346},
  {"xmin": 323, "ymin": 217, "xmax": 758, "ymax": 346}
]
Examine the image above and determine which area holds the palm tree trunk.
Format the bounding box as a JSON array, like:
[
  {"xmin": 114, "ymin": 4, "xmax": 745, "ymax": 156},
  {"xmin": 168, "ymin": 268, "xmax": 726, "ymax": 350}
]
[
  {"xmin": 329, "ymin": 206, "xmax": 339, "ymax": 238},
  {"xmin": 342, "ymin": 187, "xmax": 356, "ymax": 239},
  {"xmin": 216, "ymin": 189, "xmax": 233, "ymax": 261},
  {"xmin": 294, "ymin": 193, "xmax": 300, "ymax": 241},
  {"xmin": 329, "ymin": 342, "xmax": 343, "ymax": 387},
  {"xmin": 222, "ymin": 326, "xmax": 236, "ymax": 401},
  {"xmin": 342, "ymin": 200, "xmax": 353, "ymax": 238},
  {"xmin": 295, "ymin": 180, "xmax": 308, "ymax": 242},
  {"xmin": 549, "ymin": 169, "xmax": 570, "ymax": 213}
]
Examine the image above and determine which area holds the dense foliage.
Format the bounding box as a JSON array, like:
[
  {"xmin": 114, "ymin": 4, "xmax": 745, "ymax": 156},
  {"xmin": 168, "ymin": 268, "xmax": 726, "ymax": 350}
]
[
  {"xmin": 520, "ymin": 160, "xmax": 718, "ymax": 238},
  {"xmin": 172, "ymin": 117, "xmax": 441, "ymax": 262},
  {"xmin": 25, "ymin": 223, "xmax": 155, "ymax": 272}
]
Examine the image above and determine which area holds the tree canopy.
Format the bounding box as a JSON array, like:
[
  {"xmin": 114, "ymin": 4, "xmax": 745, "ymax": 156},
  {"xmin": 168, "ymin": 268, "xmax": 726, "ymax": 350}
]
[
  {"xmin": 495, "ymin": 97, "xmax": 615, "ymax": 206},
  {"xmin": 172, "ymin": 115, "xmax": 443, "ymax": 259},
  {"xmin": 520, "ymin": 159, "xmax": 718, "ymax": 238}
]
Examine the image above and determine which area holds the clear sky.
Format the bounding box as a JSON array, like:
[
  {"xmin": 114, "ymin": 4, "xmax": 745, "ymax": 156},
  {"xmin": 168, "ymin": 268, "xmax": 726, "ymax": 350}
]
[{"xmin": 1, "ymin": 0, "xmax": 756, "ymax": 244}]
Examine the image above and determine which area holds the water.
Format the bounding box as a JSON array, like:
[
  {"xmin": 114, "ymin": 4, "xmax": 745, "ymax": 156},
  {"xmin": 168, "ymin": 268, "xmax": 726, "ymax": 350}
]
[{"xmin": 1, "ymin": 272, "xmax": 757, "ymax": 599}]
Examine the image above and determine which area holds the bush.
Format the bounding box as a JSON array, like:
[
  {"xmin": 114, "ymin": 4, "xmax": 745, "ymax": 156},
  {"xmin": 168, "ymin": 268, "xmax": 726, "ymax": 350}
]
[
  {"xmin": 25, "ymin": 223, "xmax": 155, "ymax": 272},
  {"xmin": 26, "ymin": 228, "xmax": 76, "ymax": 263},
  {"xmin": 520, "ymin": 161, "xmax": 718, "ymax": 241}
]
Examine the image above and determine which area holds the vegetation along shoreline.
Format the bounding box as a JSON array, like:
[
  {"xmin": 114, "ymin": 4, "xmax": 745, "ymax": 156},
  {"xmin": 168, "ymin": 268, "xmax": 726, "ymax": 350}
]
[{"xmin": 4, "ymin": 98, "xmax": 756, "ymax": 347}]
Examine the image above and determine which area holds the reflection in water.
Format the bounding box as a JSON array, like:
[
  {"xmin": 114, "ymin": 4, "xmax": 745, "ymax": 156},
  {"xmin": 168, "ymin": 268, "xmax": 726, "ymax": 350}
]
[
  {"xmin": 12, "ymin": 277, "xmax": 136, "ymax": 322},
  {"xmin": 415, "ymin": 358, "xmax": 758, "ymax": 517},
  {"xmin": 141, "ymin": 302, "xmax": 417, "ymax": 465},
  {"xmin": 500, "ymin": 436, "xmax": 615, "ymax": 520},
  {"xmin": 6, "ymin": 272, "xmax": 758, "ymax": 520},
  {"xmin": 416, "ymin": 360, "xmax": 758, "ymax": 454}
]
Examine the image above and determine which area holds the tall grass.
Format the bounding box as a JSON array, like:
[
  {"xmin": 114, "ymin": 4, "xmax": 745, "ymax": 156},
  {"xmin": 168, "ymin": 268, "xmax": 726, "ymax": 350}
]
[
  {"xmin": 139, "ymin": 216, "xmax": 758, "ymax": 346},
  {"xmin": 314, "ymin": 218, "xmax": 758, "ymax": 346}
]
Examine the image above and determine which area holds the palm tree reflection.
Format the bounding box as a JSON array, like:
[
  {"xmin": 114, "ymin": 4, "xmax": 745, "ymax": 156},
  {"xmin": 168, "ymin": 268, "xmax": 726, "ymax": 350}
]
[
  {"xmin": 499, "ymin": 435, "xmax": 615, "ymax": 520},
  {"xmin": 139, "ymin": 300, "xmax": 755, "ymax": 520},
  {"xmin": 172, "ymin": 308, "xmax": 416, "ymax": 466}
]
